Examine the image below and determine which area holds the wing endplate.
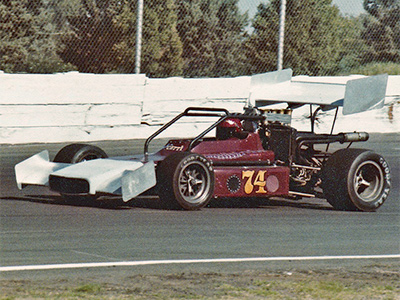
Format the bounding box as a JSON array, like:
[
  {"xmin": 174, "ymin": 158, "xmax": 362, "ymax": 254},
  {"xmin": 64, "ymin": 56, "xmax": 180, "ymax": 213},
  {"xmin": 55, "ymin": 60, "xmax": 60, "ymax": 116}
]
[
  {"xmin": 121, "ymin": 162, "xmax": 156, "ymax": 202},
  {"xmin": 343, "ymin": 74, "xmax": 388, "ymax": 115},
  {"xmin": 15, "ymin": 151, "xmax": 68, "ymax": 189}
]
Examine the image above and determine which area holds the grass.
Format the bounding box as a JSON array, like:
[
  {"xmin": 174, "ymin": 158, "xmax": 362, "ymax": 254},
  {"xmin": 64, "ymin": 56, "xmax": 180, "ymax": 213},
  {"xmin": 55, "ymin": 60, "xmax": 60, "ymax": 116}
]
[
  {"xmin": 349, "ymin": 62, "xmax": 400, "ymax": 75},
  {"xmin": 1, "ymin": 268, "xmax": 399, "ymax": 299}
]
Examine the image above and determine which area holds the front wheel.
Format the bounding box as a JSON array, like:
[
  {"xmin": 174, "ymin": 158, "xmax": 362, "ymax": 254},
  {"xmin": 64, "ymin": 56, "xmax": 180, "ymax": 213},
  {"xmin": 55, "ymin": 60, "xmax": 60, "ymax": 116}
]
[
  {"xmin": 322, "ymin": 149, "xmax": 391, "ymax": 211},
  {"xmin": 54, "ymin": 144, "xmax": 108, "ymax": 163},
  {"xmin": 157, "ymin": 153, "xmax": 214, "ymax": 210},
  {"xmin": 53, "ymin": 144, "xmax": 108, "ymax": 202}
]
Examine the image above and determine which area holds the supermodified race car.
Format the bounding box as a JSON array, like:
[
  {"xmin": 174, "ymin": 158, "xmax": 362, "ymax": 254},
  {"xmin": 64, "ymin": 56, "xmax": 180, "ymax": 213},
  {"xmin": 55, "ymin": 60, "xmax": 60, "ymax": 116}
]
[{"xmin": 15, "ymin": 70, "xmax": 391, "ymax": 211}]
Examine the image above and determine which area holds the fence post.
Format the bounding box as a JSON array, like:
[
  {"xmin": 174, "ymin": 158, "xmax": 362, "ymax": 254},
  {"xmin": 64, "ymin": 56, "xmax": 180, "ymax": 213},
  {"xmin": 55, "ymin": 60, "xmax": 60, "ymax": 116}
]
[
  {"xmin": 135, "ymin": 0, "xmax": 144, "ymax": 74},
  {"xmin": 277, "ymin": 0, "xmax": 286, "ymax": 70}
]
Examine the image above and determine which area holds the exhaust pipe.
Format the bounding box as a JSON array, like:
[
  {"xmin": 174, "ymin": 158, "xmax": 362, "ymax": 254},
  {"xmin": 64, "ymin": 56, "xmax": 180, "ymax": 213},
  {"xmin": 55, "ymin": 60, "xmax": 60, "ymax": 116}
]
[
  {"xmin": 341, "ymin": 132, "xmax": 369, "ymax": 143},
  {"xmin": 296, "ymin": 131, "xmax": 370, "ymax": 147}
]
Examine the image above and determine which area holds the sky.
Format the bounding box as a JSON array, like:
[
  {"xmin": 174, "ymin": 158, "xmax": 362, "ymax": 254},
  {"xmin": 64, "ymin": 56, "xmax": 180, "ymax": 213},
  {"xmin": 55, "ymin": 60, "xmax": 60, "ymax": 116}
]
[{"xmin": 238, "ymin": 0, "xmax": 365, "ymax": 18}]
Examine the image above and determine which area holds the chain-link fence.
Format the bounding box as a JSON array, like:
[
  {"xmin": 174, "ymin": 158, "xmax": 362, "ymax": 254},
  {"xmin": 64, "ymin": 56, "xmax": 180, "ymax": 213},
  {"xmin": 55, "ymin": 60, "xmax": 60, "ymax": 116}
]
[{"xmin": 1, "ymin": 0, "xmax": 399, "ymax": 77}]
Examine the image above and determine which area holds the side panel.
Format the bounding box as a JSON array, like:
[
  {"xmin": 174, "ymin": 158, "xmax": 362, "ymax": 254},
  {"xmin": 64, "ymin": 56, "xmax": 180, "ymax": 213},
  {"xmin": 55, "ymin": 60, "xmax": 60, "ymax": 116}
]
[
  {"xmin": 193, "ymin": 133, "xmax": 265, "ymax": 154},
  {"xmin": 213, "ymin": 166, "xmax": 289, "ymax": 198}
]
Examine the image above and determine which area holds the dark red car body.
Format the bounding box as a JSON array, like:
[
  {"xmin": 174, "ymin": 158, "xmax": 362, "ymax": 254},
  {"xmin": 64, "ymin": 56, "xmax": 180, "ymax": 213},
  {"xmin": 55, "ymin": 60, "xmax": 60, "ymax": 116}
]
[{"xmin": 157, "ymin": 134, "xmax": 289, "ymax": 198}]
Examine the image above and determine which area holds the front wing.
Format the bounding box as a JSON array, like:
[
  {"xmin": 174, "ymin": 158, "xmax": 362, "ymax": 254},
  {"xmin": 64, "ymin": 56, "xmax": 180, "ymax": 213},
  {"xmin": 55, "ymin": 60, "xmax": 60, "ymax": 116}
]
[{"xmin": 15, "ymin": 151, "xmax": 156, "ymax": 201}]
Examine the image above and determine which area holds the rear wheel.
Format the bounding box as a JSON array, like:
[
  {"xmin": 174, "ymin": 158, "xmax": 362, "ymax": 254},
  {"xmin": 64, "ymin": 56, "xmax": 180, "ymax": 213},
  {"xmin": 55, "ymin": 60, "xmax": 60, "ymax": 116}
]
[
  {"xmin": 322, "ymin": 149, "xmax": 391, "ymax": 211},
  {"xmin": 53, "ymin": 144, "xmax": 108, "ymax": 202},
  {"xmin": 157, "ymin": 153, "xmax": 214, "ymax": 210}
]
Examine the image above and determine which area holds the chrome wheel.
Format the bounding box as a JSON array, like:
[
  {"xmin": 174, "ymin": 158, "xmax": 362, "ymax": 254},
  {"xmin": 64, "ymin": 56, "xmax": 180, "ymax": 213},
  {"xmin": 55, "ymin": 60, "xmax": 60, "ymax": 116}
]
[
  {"xmin": 157, "ymin": 153, "xmax": 214, "ymax": 210},
  {"xmin": 178, "ymin": 161, "xmax": 211, "ymax": 204},
  {"xmin": 322, "ymin": 148, "xmax": 390, "ymax": 212},
  {"xmin": 353, "ymin": 161, "xmax": 384, "ymax": 202}
]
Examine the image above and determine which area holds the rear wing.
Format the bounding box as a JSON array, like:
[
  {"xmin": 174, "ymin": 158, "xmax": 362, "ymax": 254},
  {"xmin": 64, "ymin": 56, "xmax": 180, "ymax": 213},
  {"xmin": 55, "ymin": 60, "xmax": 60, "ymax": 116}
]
[{"xmin": 250, "ymin": 69, "xmax": 388, "ymax": 115}]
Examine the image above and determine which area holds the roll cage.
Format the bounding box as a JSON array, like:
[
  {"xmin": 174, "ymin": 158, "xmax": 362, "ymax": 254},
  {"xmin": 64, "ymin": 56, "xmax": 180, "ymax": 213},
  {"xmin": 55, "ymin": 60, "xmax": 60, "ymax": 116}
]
[{"xmin": 144, "ymin": 107, "xmax": 265, "ymax": 161}]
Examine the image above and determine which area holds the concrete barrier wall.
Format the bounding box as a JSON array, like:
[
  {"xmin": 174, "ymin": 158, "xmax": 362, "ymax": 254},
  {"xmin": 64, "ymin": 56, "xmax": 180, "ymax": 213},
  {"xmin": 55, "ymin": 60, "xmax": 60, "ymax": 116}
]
[
  {"xmin": 0, "ymin": 72, "xmax": 252, "ymax": 144},
  {"xmin": 142, "ymin": 76, "xmax": 250, "ymax": 125},
  {"xmin": 0, "ymin": 72, "xmax": 399, "ymax": 144},
  {"xmin": 0, "ymin": 72, "xmax": 146, "ymax": 143}
]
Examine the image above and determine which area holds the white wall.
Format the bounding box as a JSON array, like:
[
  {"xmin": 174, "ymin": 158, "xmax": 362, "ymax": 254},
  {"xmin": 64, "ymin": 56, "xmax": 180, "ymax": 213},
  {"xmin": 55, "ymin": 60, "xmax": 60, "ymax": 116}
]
[
  {"xmin": 0, "ymin": 72, "xmax": 147, "ymax": 143},
  {"xmin": 0, "ymin": 71, "xmax": 399, "ymax": 144},
  {"xmin": 0, "ymin": 72, "xmax": 252, "ymax": 144}
]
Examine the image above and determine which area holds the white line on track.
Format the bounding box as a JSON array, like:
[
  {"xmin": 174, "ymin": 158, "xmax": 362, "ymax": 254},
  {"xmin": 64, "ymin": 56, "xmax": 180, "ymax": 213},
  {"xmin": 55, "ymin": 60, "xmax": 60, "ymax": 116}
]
[{"xmin": 1, "ymin": 254, "xmax": 400, "ymax": 272}]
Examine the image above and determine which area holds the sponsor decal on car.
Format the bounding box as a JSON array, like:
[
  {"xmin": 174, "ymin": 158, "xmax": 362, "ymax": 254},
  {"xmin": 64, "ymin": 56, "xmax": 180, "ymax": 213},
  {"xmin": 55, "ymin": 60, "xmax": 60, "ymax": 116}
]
[{"xmin": 165, "ymin": 144, "xmax": 185, "ymax": 152}]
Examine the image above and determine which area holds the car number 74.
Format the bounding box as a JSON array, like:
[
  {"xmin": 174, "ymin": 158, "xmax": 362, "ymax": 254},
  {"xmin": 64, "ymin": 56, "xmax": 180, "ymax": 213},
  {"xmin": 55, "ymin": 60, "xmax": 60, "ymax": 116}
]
[{"xmin": 242, "ymin": 170, "xmax": 268, "ymax": 194}]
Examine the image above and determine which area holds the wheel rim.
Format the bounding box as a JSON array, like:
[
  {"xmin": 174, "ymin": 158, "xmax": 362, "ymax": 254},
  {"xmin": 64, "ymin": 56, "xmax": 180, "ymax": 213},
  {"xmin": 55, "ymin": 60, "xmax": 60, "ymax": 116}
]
[
  {"xmin": 81, "ymin": 154, "xmax": 100, "ymax": 161},
  {"xmin": 353, "ymin": 161, "xmax": 384, "ymax": 202},
  {"xmin": 78, "ymin": 152, "xmax": 104, "ymax": 162},
  {"xmin": 178, "ymin": 162, "xmax": 211, "ymax": 204}
]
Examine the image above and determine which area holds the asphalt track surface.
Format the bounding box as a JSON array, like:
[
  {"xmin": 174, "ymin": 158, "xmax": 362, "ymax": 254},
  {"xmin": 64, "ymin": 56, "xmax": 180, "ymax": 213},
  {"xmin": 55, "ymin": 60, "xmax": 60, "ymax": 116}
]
[{"xmin": 1, "ymin": 133, "xmax": 399, "ymax": 279}]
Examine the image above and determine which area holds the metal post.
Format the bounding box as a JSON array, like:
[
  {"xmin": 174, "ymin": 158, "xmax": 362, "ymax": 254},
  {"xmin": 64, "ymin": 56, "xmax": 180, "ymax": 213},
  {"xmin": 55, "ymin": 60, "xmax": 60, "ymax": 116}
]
[
  {"xmin": 135, "ymin": 0, "xmax": 144, "ymax": 74},
  {"xmin": 277, "ymin": 0, "xmax": 286, "ymax": 70}
]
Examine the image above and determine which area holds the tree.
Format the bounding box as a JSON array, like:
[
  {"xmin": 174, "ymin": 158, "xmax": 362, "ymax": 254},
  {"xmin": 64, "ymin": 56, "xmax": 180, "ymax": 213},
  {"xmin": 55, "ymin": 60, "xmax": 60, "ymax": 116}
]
[
  {"xmin": 136, "ymin": 0, "xmax": 183, "ymax": 77},
  {"xmin": 0, "ymin": 0, "xmax": 72, "ymax": 73},
  {"xmin": 176, "ymin": 0, "xmax": 248, "ymax": 77},
  {"xmin": 57, "ymin": 0, "xmax": 183, "ymax": 76},
  {"xmin": 245, "ymin": 0, "xmax": 354, "ymax": 76},
  {"xmin": 335, "ymin": 16, "xmax": 368, "ymax": 74},
  {"xmin": 361, "ymin": 0, "xmax": 400, "ymax": 63},
  {"xmin": 57, "ymin": 0, "xmax": 126, "ymax": 73}
]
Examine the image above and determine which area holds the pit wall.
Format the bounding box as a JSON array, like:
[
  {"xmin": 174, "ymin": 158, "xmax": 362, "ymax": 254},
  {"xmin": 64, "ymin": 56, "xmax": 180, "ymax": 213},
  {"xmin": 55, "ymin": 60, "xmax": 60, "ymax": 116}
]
[{"xmin": 0, "ymin": 71, "xmax": 399, "ymax": 144}]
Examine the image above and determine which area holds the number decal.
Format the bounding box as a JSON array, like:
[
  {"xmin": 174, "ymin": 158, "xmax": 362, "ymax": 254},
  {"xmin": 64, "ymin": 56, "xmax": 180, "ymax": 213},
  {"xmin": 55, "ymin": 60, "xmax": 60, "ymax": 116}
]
[
  {"xmin": 254, "ymin": 170, "xmax": 267, "ymax": 193},
  {"xmin": 242, "ymin": 170, "xmax": 255, "ymax": 194},
  {"xmin": 242, "ymin": 170, "xmax": 268, "ymax": 194}
]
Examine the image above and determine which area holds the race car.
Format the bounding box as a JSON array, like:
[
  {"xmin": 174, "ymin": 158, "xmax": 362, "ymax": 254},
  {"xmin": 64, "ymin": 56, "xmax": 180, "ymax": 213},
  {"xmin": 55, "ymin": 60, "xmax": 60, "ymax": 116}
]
[{"xmin": 15, "ymin": 70, "xmax": 391, "ymax": 211}]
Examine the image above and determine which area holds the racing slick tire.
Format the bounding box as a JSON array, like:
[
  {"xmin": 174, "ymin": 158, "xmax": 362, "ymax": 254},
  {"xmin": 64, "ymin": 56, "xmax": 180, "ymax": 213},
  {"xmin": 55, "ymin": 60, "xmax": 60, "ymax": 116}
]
[
  {"xmin": 322, "ymin": 148, "xmax": 390, "ymax": 212},
  {"xmin": 156, "ymin": 153, "xmax": 214, "ymax": 210},
  {"xmin": 53, "ymin": 144, "xmax": 108, "ymax": 202},
  {"xmin": 54, "ymin": 144, "xmax": 108, "ymax": 163}
]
